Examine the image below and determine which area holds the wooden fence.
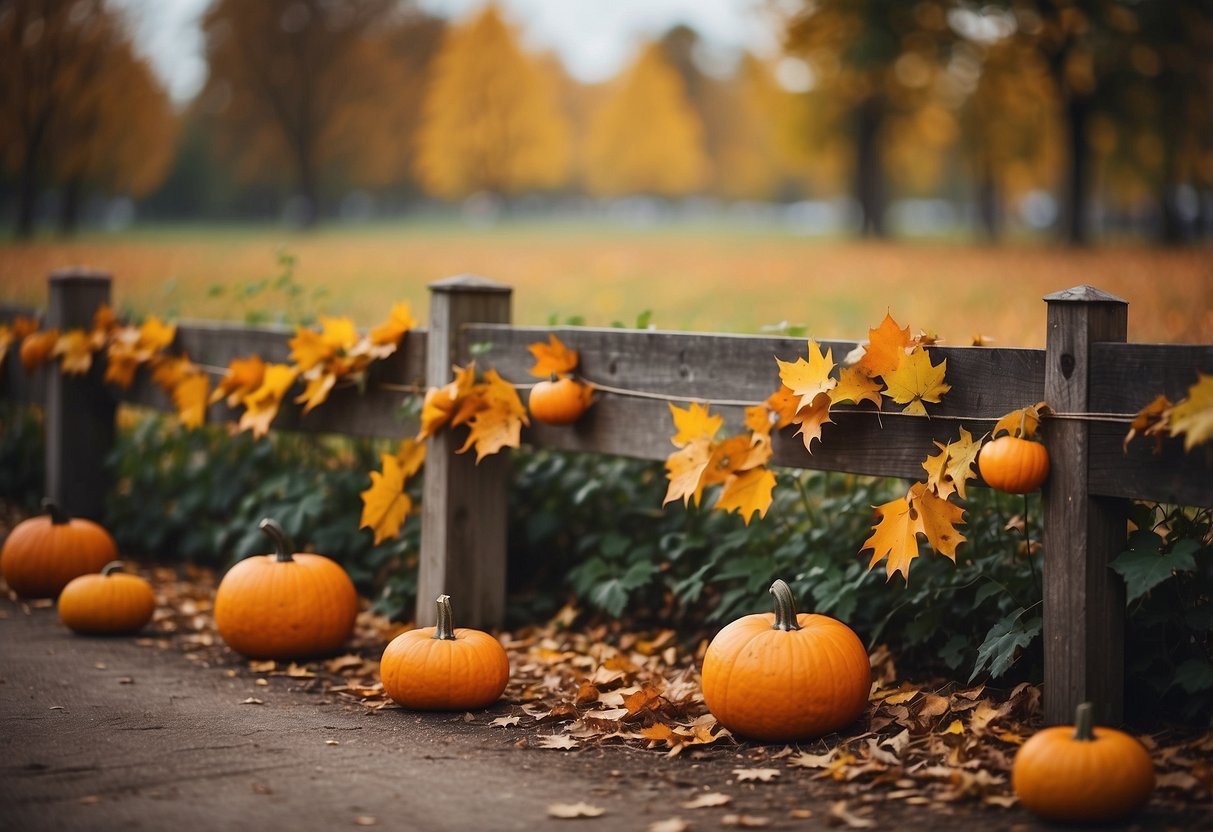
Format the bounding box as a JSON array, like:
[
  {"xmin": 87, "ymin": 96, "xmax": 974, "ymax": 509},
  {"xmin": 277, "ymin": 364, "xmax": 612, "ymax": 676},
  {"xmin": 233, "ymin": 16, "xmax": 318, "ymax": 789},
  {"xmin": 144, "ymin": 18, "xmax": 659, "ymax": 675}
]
[{"xmin": 2, "ymin": 270, "xmax": 1211, "ymax": 727}]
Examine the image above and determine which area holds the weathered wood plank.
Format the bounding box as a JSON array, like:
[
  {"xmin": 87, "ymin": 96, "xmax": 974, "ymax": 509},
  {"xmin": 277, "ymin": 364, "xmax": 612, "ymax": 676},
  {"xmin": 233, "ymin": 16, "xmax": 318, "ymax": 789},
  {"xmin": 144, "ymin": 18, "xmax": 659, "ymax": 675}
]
[
  {"xmin": 417, "ymin": 277, "xmax": 512, "ymax": 629},
  {"xmin": 466, "ymin": 324, "xmax": 1046, "ymax": 418},
  {"xmin": 1089, "ymin": 424, "xmax": 1212, "ymax": 506},
  {"xmin": 1041, "ymin": 286, "xmax": 1128, "ymax": 726},
  {"xmin": 1089, "ymin": 342, "xmax": 1213, "ymax": 411}
]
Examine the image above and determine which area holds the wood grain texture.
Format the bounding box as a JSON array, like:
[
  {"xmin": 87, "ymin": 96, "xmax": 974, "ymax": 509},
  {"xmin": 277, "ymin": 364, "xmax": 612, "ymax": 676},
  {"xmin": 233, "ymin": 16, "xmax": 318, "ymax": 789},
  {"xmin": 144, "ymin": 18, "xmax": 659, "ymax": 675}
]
[
  {"xmin": 417, "ymin": 277, "xmax": 512, "ymax": 629},
  {"xmin": 45, "ymin": 271, "xmax": 115, "ymax": 522},
  {"xmin": 1041, "ymin": 291, "xmax": 1128, "ymax": 726}
]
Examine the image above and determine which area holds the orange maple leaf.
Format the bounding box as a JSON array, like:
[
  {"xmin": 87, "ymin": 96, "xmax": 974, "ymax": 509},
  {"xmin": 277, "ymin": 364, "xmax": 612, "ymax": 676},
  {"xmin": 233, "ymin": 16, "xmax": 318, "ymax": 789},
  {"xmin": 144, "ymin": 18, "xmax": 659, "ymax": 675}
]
[
  {"xmin": 991, "ymin": 402, "xmax": 1049, "ymax": 439},
  {"xmin": 528, "ymin": 333, "xmax": 580, "ymax": 378},
  {"xmin": 0, "ymin": 325, "xmax": 13, "ymax": 370},
  {"xmin": 458, "ymin": 399, "xmax": 526, "ymax": 462},
  {"xmin": 856, "ymin": 313, "xmax": 912, "ymax": 378},
  {"xmin": 910, "ymin": 482, "xmax": 966, "ymax": 562},
  {"xmin": 700, "ymin": 434, "xmax": 755, "ymax": 490},
  {"xmin": 862, "ymin": 494, "xmax": 920, "ymax": 582},
  {"xmin": 359, "ymin": 453, "xmax": 414, "ymax": 545},
  {"xmin": 53, "ymin": 330, "xmax": 94, "ymax": 375},
  {"xmin": 669, "ymin": 402, "xmax": 722, "ymax": 447},
  {"xmin": 882, "ymin": 347, "xmax": 949, "ymax": 415},
  {"xmin": 715, "ymin": 467, "xmax": 777, "ymax": 525},
  {"xmin": 1124, "ymin": 394, "xmax": 1173, "ymax": 453},
  {"xmin": 239, "ymin": 364, "xmax": 298, "ymax": 438},
  {"xmin": 20, "ymin": 329, "xmax": 59, "ymax": 370},
  {"xmin": 394, "ymin": 437, "xmax": 427, "ymax": 478},
  {"xmin": 830, "ymin": 365, "xmax": 883, "ymax": 408},
  {"xmin": 923, "ymin": 427, "xmax": 983, "ymax": 501},
  {"xmin": 663, "ymin": 437, "xmax": 712, "ymax": 506},
  {"xmin": 776, "ymin": 340, "xmax": 836, "ymax": 411},
  {"xmin": 210, "ymin": 355, "xmax": 267, "ymax": 407},
  {"xmin": 11, "ymin": 316, "xmax": 39, "ymax": 339},
  {"xmin": 418, "ymin": 386, "xmax": 457, "ymax": 439},
  {"xmin": 369, "ymin": 302, "xmax": 417, "ymax": 346},
  {"xmin": 92, "ymin": 304, "xmax": 117, "ymax": 333},
  {"xmin": 792, "ymin": 392, "xmax": 833, "ymax": 453}
]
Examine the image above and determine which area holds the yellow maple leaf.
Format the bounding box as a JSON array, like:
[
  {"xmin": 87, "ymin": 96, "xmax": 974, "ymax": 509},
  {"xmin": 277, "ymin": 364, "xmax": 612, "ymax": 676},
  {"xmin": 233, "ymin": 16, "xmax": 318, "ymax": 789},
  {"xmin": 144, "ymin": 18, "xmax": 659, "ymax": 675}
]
[
  {"xmin": 239, "ymin": 364, "xmax": 298, "ymax": 438},
  {"xmin": 923, "ymin": 427, "xmax": 984, "ymax": 501},
  {"xmin": 138, "ymin": 316, "xmax": 177, "ymax": 353},
  {"xmin": 319, "ymin": 316, "xmax": 359, "ymax": 350},
  {"xmin": 882, "ymin": 347, "xmax": 950, "ymax": 416},
  {"xmin": 1170, "ymin": 373, "xmax": 1213, "ymax": 451},
  {"xmin": 370, "ymin": 302, "xmax": 417, "ymax": 346},
  {"xmin": 744, "ymin": 403, "xmax": 776, "ymax": 439},
  {"xmin": 528, "ymin": 333, "xmax": 580, "ymax": 378},
  {"xmin": 663, "ymin": 437, "xmax": 712, "ymax": 506},
  {"xmin": 418, "ymin": 386, "xmax": 457, "ymax": 439},
  {"xmin": 792, "ymin": 392, "xmax": 833, "ymax": 453},
  {"xmin": 856, "ymin": 313, "xmax": 912, "ymax": 378},
  {"xmin": 20, "ymin": 329, "xmax": 59, "ymax": 370},
  {"xmin": 991, "ymin": 402, "xmax": 1049, "ymax": 439},
  {"xmin": 360, "ymin": 453, "xmax": 413, "ymax": 545},
  {"xmin": 295, "ymin": 371, "xmax": 337, "ymax": 414},
  {"xmin": 669, "ymin": 402, "xmax": 722, "ymax": 447},
  {"xmin": 53, "ymin": 330, "xmax": 94, "ymax": 375},
  {"xmin": 862, "ymin": 494, "xmax": 920, "ymax": 582},
  {"xmin": 715, "ymin": 467, "xmax": 777, "ymax": 525},
  {"xmin": 830, "ymin": 365, "xmax": 883, "ymax": 408},
  {"xmin": 776, "ymin": 340, "xmax": 836, "ymax": 411},
  {"xmin": 910, "ymin": 482, "xmax": 966, "ymax": 562},
  {"xmin": 478, "ymin": 368, "xmax": 529, "ymax": 420},
  {"xmin": 700, "ymin": 434, "xmax": 755, "ymax": 490},
  {"xmin": 210, "ymin": 355, "xmax": 267, "ymax": 407},
  {"xmin": 172, "ymin": 372, "xmax": 210, "ymax": 429},
  {"xmin": 289, "ymin": 328, "xmax": 333, "ymax": 373},
  {"xmin": 394, "ymin": 437, "xmax": 427, "ymax": 478},
  {"xmin": 92, "ymin": 304, "xmax": 117, "ymax": 333}
]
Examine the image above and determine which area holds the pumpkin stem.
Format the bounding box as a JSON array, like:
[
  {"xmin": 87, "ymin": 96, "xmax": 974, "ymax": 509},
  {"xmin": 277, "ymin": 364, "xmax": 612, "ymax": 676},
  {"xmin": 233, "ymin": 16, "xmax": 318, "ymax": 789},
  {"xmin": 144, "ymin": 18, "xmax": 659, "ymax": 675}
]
[
  {"xmin": 432, "ymin": 594, "xmax": 457, "ymax": 640},
  {"xmin": 549, "ymin": 372, "xmax": 560, "ymax": 383},
  {"xmin": 1073, "ymin": 701, "xmax": 1096, "ymax": 741},
  {"xmin": 42, "ymin": 498, "xmax": 70, "ymax": 525},
  {"xmin": 769, "ymin": 579, "xmax": 802, "ymax": 632},
  {"xmin": 259, "ymin": 518, "xmax": 295, "ymax": 563},
  {"xmin": 101, "ymin": 561, "xmax": 125, "ymax": 577}
]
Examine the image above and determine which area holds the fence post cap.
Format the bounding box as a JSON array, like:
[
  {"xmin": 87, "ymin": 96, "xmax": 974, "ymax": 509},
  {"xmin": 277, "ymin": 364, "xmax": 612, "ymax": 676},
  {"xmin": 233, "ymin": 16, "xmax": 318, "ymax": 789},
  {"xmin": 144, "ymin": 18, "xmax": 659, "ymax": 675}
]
[
  {"xmin": 428, "ymin": 274, "xmax": 511, "ymax": 295},
  {"xmin": 1043, "ymin": 285, "xmax": 1126, "ymax": 305},
  {"xmin": 49, "ymin": 268, "xmax": 112, "ymax": 286}
]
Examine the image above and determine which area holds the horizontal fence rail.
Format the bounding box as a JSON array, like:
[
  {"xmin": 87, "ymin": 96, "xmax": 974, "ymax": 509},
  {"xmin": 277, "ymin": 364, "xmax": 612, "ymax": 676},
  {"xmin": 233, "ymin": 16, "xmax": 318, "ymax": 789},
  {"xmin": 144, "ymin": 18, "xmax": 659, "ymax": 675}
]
[{"xmin": 1, "ymin": 271, "xmax": 1211, "ymax": 728}]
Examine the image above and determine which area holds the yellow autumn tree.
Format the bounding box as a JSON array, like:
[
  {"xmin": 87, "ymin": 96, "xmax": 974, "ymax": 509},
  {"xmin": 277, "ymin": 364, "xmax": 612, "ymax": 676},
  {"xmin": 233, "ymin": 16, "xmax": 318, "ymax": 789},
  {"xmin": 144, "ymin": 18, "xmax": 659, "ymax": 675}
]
[
  {"xmin": 414, "ymin": 5, "xmax": 572, "ymax": 199},
  {"xmin": 583, "ymin": 43, "xmax": 710, "ymax": 198}
]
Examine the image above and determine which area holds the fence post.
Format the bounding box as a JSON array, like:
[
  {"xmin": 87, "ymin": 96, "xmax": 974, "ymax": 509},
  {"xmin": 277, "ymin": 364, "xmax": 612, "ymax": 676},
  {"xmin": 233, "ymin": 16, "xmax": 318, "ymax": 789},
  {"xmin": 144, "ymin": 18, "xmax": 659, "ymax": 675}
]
[
  {"xmin": 1042, "ymin": 285, "xmax": 1128, "ymax": 725},
  {"xmin": 417, "ymin": 275, "xmax": 513, "ymax": 628},
  {"xmin": 45, "ymin": 269, "xmax": 114, "ymax": 522}
]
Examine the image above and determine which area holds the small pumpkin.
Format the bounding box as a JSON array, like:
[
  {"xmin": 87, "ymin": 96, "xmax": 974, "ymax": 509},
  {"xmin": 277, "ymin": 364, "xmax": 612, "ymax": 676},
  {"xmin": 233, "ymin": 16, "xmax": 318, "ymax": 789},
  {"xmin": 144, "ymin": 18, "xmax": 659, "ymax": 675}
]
[
  {"xmin": 213, "ymin": 518, "xmax": 358, "ymax": 659},
  {"xmin": 701, "ymin": 579, "xmax": 870, "ymax": 742},
  {"xmin": 0, "ymin": 500, "xmax": 118, "ymax": 599},
  {"xmin": 380, "ymin": 594, "xmax": 510, "ymax": 711},
  {"xmin": 1013, "ymin": 702, "xmax": 1154, "ymax": 823},
  {"xmin": 58, "ymin": 561, "xmax": 156, "ymax": 635},
  {"xmin": 528, "ymin": 375, "xmax": 593, "ymax": 425},
  {"xmin": 978, "ymin": 435, "xmax": 1050, "ymax": 493}
]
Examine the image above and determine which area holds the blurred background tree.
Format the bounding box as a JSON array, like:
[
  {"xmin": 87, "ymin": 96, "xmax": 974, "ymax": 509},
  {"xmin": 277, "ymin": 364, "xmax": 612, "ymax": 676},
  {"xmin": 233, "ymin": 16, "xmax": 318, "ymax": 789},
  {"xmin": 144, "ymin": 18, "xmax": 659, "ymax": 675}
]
[{"xmin": 0, "ymin": 0, "xmax": 1210, "ymax": 243}]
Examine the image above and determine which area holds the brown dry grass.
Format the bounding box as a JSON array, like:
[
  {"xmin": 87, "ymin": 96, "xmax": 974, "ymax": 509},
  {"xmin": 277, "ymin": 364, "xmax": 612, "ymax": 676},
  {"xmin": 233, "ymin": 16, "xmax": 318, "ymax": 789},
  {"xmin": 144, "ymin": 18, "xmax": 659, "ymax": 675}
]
[{"xmin": 2, "ymin": 225, "xmax": 1210, "ymax": 347}]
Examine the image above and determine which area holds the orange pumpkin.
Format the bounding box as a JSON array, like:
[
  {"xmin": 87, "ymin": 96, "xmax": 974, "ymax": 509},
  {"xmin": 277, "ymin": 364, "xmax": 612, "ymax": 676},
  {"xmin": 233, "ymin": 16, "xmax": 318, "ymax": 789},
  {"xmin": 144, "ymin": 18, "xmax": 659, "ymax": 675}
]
[
  {"xmin": 528, "ymin": 376, "xmax": 593, "ymax": 425},
  {"xmin": 58, "ymin": 561, "xmax": 156, "ymax": 635},
  {"xmin": 701, "ymin": 579, "xmax": 870, "ymax": 742},
  {"xmin": 213, "ymin": 518, "xmax": 358, "ymax": 659},
  {"xmin": 978, "ymin": 436, "xmax": 1050, "ymax": 493},
  {"xmin": 0, "ymin": 500, "xmax": 118, "ymax": 598},
  {"xmin": 1013, "ymin": 702, "xmax": 1154, "ymax": 823},
  {"xmin": 380, "ymin": 594, "xmax": 510, "ymax": 710}
]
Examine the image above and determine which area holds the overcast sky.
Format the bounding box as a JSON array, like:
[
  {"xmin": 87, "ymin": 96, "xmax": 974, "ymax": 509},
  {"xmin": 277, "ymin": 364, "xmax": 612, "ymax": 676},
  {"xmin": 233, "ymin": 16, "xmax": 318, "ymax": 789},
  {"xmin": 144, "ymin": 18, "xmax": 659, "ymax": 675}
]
[{"xmin": 113, "ymin": 0, "xmax": 783, "ymax": 104}]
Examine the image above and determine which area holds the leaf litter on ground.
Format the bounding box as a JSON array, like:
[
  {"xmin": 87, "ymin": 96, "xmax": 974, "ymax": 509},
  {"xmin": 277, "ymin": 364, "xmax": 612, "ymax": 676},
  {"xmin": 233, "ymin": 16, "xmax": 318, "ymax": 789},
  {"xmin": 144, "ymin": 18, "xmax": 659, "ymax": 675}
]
[{"xmin": 120, "ymin": 566, "xmax": 1213, "ymax": 816}]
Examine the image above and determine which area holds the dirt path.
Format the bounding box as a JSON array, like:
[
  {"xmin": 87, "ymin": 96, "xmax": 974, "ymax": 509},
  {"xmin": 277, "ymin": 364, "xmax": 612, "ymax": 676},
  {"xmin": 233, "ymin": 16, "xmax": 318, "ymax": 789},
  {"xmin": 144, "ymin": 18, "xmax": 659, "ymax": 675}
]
[{"xmin": 0, "ymin": 597, "xmax": 1201, "ymax": 832}]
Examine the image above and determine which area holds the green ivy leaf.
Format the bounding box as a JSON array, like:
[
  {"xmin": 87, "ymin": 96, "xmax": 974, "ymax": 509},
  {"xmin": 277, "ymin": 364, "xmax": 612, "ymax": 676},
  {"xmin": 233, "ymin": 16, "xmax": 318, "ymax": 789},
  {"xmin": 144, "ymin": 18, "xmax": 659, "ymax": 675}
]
[
  {"xmin": 1173, "ymin": 658, "xmax": 1213, "ymax": 694},
  {"xmin": 970, "ymin": 607, "xmax": 1041, "ymax": 681},
  {"xmin": 1110, "ymin": 532, "xmax": 1198, "ymax": 603}
]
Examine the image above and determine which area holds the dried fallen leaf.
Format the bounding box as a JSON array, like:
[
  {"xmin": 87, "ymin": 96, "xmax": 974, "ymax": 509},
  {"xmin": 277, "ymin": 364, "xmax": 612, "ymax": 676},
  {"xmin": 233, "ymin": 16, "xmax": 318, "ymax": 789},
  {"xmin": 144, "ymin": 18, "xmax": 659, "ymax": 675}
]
[
  {"xmin": 828, "ymin": 801, "xmax": 876, "ymax": 829},
  {"xmin": 722, "ymin": 815, "xmax": 770, "ymax": 828},
  {"xmin": 536, "ymin": 733, "xmax": 579, "ymax": 750},
  {"xmin": 648, "ymin": 819, "xmax": 690, "ymax": 832},
  {"xmin": 681, "ymin": 793, "xmax": 732, "ymax": 809},
  {"xmin": 733, "ymin": 768, "xmax": 780, "ymax": 783},
  {"xmin": 490, "ymin": 715, "xmax": 522, "ymax": 728},
  {"xmin": 354, "ymin": 816, "xmax": 378, "ymax": 827},
  {"xmin": 547, "ymin": 802, "xmax": 605, "ymax": 819},
  {"xmin": 240, "ymin": 697, "xmax": 264, "ymax": 705}
]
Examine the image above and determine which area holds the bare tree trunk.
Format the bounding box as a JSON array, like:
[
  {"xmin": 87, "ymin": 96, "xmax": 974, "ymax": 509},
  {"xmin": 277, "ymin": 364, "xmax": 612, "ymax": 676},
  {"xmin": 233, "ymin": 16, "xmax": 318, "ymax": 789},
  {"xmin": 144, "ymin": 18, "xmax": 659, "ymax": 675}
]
[
  {"xmin": 59, "ymin": 177, "xmax": 83, "ymax": 237},
  {"xmin": 1062, "ymin": 94, "xmax": 1092, "ymax": 246},
  {"xmin": 854, "ymin": 95, "xmax": 887, "ymax": 238},
  {"xmin": 977, "ymin": 154, "xmax": 1001, "ymax": 242}
]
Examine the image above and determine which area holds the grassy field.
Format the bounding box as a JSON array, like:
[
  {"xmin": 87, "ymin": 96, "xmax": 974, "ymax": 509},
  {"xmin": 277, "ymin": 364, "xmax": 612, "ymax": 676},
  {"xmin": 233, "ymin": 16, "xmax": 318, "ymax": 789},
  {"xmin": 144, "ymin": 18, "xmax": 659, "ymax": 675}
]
[{"xmin": 2, "ymin": 222, "xmax": 1210, "ymax": 347}]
